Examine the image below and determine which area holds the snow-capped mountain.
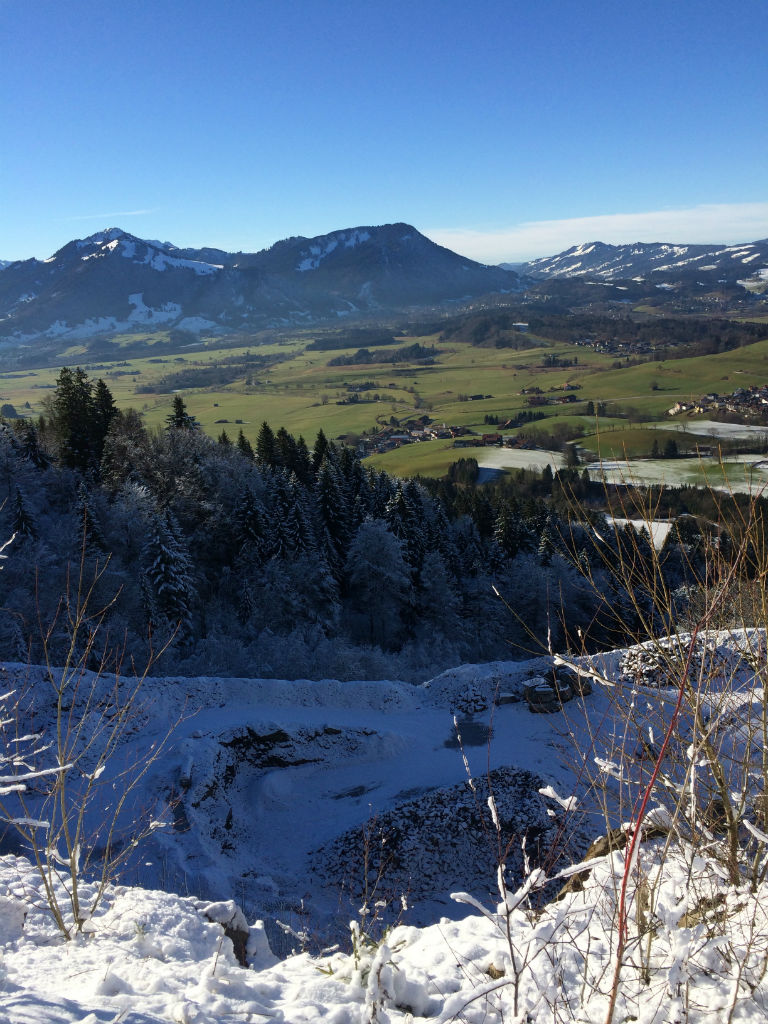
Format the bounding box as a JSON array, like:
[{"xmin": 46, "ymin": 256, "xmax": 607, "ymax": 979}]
[
  {"xmin": 520, "ymin": 238, "xmax": 768, "ymax": 283},
  {"xmin": 0, "ymin": 224, "xmax": 518, "ymax": 346}
]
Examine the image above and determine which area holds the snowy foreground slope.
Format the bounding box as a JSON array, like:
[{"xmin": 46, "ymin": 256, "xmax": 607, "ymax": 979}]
[
  {"xmin": 1, "ymin": 632, "xmax": 768, "ymax": 1022},
  {"xmin": 2, "ymin": 836, "xmax": 767, "ymax": 1024}
]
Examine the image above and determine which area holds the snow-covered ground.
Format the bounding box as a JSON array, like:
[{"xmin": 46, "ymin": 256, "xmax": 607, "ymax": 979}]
[
  {"xmin": 3, "ymin": 833, "xmax": 768, "ymax": 1024},
  {"xmin": 667, "ymin": 419, "xmax": 768, "ymax": 441},
  {"xmin": 587, "ymin": 455, "xmax": 768, "ymax": 493},
  {"xmin": 477, "ymin": 448, "xmax": 564, "ymax": 474},
  {"xmin": 1, "ymin": 631, "xmax": 767, "ymax": 1022},
  {"xmin": 607, "ymin": 516, "xmax": 674, "ymax": 549}
]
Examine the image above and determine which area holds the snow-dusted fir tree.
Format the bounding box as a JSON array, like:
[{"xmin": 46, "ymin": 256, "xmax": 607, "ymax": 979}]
[
  {"xmin": 494, "ymin": 502, "xmax": 530, "ymax": 559},
  {"xmin": 385, "ymin": 483, "xmax": 425, "ymax": 573},
  {"xmin": 344, "ymin": 519, "xmax": 411, "ymax": 648},
  {"xmin": 11, "ymin": 485, "xmax": 36, "ymax": 541},
  {"xmin": 141, "ymin": 509, "xmax": 195, "ymax": 642},
  {"xmin": 74, "ymin": 483, "xmax": 107, "ymax": 552},
  {"xmin": 315, "ymin": 459, "xmax": 351, "ymax": 581},
  {"xmin": 233, "ymin": 486, "xmax": 272, "ymax": 562}
]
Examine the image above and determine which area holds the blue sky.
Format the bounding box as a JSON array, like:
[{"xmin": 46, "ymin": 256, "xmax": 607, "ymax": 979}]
[{"xmin": 1, "ymin": 0, "xmax": 766, "ymax": 263}]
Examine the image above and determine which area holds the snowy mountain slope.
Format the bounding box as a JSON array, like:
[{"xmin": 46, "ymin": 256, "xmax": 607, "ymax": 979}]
[
  {"xmin": 522, "ymin": 237, "xmax": 768, "ymax": 284},
  {"xmin": 0, "ymin": 223, "xmax": 519, "ymax": 347},
  {"xmin": 1, "ymin": 629, "xmax": 767, "ymax": 1022}
]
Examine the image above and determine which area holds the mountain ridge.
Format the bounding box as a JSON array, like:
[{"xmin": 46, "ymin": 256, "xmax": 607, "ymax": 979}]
[
  {"xmin": 0, "ymin": 223, "xmax": 518, "ymax": 348},
  {"xmin": 518, "ymin": 237, "xmax": 768, "ymax": 283}
]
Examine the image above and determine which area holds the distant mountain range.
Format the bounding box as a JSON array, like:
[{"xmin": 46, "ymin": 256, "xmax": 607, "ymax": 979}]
[
  {"xmin": 515, "ymin": 239, "xmax": 768, "ymax": 284},
  {"xmin": 2, "ymin": 227, "xmax": 767, "ymax": 358},
  {"xmin": 0, "ymin": 224, "xmax": 517, "ymax": 347}
]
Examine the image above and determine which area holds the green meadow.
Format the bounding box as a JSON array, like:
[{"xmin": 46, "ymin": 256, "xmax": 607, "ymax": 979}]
[{"xmin": 2, "ymin": 322, "xmax": 767, "ymax": 478}]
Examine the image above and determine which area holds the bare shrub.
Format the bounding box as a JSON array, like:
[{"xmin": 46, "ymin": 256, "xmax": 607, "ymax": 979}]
[{"xmin": 0, "ymin": 545, "xmax": 181, "ymax": 938}]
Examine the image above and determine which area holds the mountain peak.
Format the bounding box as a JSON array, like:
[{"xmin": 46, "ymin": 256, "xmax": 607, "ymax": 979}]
[
  {"xmin": 80, "ymin": 227, "xmax": 129, "ymax": 246},
  {"xmin": 523, "ymin": 238, "xmax": 768, "ymax": 281},
  {"xmin": 0, "ymin": 221, "xmax": 519, "ymax": 345}
]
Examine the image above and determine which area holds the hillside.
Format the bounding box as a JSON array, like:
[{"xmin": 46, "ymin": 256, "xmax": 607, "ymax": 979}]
[
  {"xmin": 0, "ymin": 224, "xmax": 518, "ymax": 352},
  {"xmin": 1, "ymin": 629, "xmax": 767, "ymax": 1022},
  {"xmin": 520, "ymin": 237, "xmax": 768, "ymax": 286}
]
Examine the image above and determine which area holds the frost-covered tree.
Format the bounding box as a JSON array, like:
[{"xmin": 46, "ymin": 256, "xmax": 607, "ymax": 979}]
[
  {"xmin": 74, "ymin": 483, "xmax": 107, "ymax": 552},
  {"xmin": 385, "ymin": 484, "xmax": 425, "ymax": 573},
  {"xmin": 11, "ymin": 486, "xmax": 36, "ymax": 541},
  {"xmin": 344, "ymin": 520, "xmax": 411, "ymax": 648},
  {"xmin": 233, "ymin": 486, "xmax": 271, "ymax": 561},
  {"xmin": 315, "ymin": 460, "xmax": 351, "ymax": 581},
  {"xmin": 141, "ymin": 511, "xmax": 195, "ymax": 642},
  {"xmin": 100, "ymin": 409, "xmax": 153, "ymax": 490},
  {"xmin": 15, "ymin": 421, "xmax": 50, "ymax": 470}
]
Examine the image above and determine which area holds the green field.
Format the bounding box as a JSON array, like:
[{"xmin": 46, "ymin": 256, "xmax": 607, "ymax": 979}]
[{"xmin": 2, "ymin": 322, "xmax": 768, "ymax": 479}]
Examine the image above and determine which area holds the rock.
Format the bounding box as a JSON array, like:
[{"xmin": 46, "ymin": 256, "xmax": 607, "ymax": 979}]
[
  {"xmin": 524, "ymin": 678, "xmax": 559, "ymax": 713},
  {"xmin": 198, "ymin": 899, "xmax": 250, "ymax": 967},
  {"xmin": 556, "ymin": 824, "xmax": 667, "ymax": 900},
  {"xmin": 556, "ymin": 667, "xmax": 593, "ymax": 696}
]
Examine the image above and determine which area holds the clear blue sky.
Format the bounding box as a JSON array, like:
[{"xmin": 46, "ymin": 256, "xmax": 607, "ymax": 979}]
[{"xmin": 1, "ymin": 0, "xmax": 766, "ymax": 263}]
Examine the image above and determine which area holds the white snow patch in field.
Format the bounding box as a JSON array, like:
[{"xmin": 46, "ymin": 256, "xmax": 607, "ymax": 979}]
[
  {"xmin": 477, "ymin": 447, "xmax": 565, "ymax": 472},
  {"xmin": 668, "ymin": 419, "xmax": 768, "ymax": 440}
]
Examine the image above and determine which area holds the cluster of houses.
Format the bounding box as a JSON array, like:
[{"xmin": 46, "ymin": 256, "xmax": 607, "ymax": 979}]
[
  {"xmin": 573, "ymin": 335, "xmax": 655, "ymax": 357},
  {"xmin": 668, "ymin": 384, "xmax": 768, "ymax": 420},
  {"xmin": 361, "ymin": 419, "xmax": 475, "ymax": 455},
  {"xmin": 521, "ymin": 383, "xmax": 582, "ymax": 408},
  {"xmin": 360, "ymin": 418, "xmax": 546, "ymax": 456}
]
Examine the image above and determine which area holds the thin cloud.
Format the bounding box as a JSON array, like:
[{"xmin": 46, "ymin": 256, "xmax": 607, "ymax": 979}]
[
  {"xmin": 428, "ymin": 202, "xmax": 768, "ymax": 264},
  {"xmin": 65, "ymin": 209, "xmax": 156, "ymax": 222}
]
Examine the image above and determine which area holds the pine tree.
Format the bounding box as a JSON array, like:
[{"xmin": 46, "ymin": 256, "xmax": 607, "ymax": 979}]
[
  {"xmin": 16, "ymin": 422, "xmax": 50, "ymax": 470},
  {"xmin": 74, "ymin": 484, "xmax": 107, "ymax": 552},
  {"xmin": 312, "ymin": 428, "xmax": 331, "ymax": 472},
  {"xmin": 274, "ymin": 426, "xmax": 296, "ymax": 472},
  {"xmin": 293, "ymin": 436, "xmax": 313, "ymax": 483},
  {"xmin": 538, "ymin": 514, "xmax": 557, "ymax": 566},
  {"xmin": 236, "ymin": 430, "xmax": 254, "ymax": 460},
  {"xmin": 165, "ymin": 395, "xmax": 199, "ymax": 431},
  {"xmin": 11, "ymin": 486, "xmax": 36, "ymax": 541},
  {"xmin": 255, "ymin": 422, "xmax": 278, "ymax": 467},
  {"xmin": 315, "ymin": 460, "xmax": 350, "ymax": 581},
  {"xmin": 385, "ymin": 483, "xmax": 425, "ymax": 572},
  {"xmin": 494, "ymin": 503, "xmax": 525, "ymax": 559},
  {"xmin": 92, "ymin": 379, "xmax": 118, "ymax": 462},
  {"xmin": 141, "ymin": 511, "xmax": 195, "ymax": 641},
  {"xmin": 232, "ymin": 487, "xmax": 271, "ymax": 561},
  {"xmin": 50, "ymin": 367, "xmax": 96, "ymax": 472},
  {"xmin": 280, "ymin": 472, "xmax": 315, "ymax": 555}
]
